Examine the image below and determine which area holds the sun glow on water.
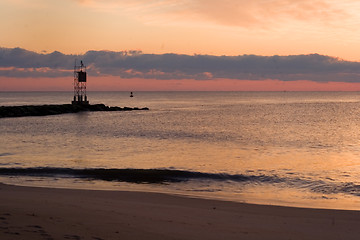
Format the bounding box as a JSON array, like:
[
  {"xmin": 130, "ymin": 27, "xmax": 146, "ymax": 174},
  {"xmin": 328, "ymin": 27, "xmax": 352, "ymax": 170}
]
[{"xmin": 2, "ymin": 91, "xmax": 360, "ymax": 209}]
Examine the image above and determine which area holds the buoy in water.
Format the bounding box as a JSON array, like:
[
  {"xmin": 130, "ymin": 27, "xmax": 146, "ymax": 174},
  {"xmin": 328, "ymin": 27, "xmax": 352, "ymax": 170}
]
[{"xmin": 130, "ymin": 92, "xmax": 134, "ymax": 97}]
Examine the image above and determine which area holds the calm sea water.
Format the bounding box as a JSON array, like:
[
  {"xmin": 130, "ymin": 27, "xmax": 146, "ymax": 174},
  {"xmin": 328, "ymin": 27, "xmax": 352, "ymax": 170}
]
[{"xmin": 1, "ymin": 91, "xmax": 360, "ymax": 210}]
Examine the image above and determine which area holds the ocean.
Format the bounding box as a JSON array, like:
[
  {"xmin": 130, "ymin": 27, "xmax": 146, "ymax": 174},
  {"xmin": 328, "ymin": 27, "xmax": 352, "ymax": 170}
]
[{"xmin": 1, "ymin": 91, "xmax": 360, "ymax": 210}]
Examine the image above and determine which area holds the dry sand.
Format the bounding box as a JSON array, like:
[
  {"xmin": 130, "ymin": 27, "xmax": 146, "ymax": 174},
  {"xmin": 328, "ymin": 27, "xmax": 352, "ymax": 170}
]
[{"xmin": 1, "ymin": 183, "xmax": 360, "ymax": 240}]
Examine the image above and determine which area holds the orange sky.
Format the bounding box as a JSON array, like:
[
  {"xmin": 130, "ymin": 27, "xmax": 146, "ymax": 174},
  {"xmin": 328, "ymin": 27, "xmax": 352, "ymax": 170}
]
[{"xmin": 1, "ymin": 0, "xmax": 360, "ymax": 91}]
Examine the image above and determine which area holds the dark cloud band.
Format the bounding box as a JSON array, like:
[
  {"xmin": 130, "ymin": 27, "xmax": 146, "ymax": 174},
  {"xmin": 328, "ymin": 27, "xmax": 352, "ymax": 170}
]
[{"xmin": 1, "ymin": 47, "xmax": 360, "ymax": 82}]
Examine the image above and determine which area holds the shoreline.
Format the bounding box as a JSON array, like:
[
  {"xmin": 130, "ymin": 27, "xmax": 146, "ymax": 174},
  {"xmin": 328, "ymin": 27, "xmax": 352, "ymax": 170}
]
[
  {"xmin": 4, "ymin": 177, "xmax": 360, "ymax": 212},
  {"xmin": 1, "ymin": 183, "xmax": 360, "ymax": 239}
]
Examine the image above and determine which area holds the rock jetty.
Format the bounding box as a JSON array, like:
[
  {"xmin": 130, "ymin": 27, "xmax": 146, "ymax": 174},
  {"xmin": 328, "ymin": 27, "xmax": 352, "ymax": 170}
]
[{"xmin": 0, "ymin": 104, "xmax": 149, "ymax": 118}]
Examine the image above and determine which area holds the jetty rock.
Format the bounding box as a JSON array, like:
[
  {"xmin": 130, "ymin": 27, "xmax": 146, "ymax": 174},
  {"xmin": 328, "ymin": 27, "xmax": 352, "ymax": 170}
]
[{"xmin": 0, "ymin": 104, "xmax": 149, "ymax": 118}]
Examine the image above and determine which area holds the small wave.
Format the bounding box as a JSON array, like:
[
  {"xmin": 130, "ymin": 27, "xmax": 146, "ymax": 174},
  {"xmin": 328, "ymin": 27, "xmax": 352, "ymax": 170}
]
[
  {"xmin": 0, "ymin": 167, "xmax": 282, "ymax": 184},
  {"xmin": 0, "ymin": 153, "xmax": 13, "ymax": 157},
  {"xmin": 0, "ymin": 162, "xmax": 21, "ymax": 166}
]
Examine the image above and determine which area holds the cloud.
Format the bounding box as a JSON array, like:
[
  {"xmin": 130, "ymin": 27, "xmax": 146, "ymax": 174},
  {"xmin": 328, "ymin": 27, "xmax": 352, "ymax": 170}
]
[
  {"xmin": 1, "ymin": 47, "xmax": 360, "ymax": 82},
  {"xmin": 74, "ymin": 0, "xmax": 354, "ymax": 29}
]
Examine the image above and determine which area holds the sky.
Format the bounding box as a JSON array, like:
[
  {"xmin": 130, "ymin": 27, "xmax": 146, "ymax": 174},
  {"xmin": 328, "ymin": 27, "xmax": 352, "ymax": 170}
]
[{"xmin": 1, "ymin": 0, "xmax": 360, "ymax": 91}]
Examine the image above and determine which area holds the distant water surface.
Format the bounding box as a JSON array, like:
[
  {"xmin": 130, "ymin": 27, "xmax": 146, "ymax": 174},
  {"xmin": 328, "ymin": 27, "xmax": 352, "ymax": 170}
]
[{"xmin": 1, "ymin": 91, "xmax": 360, "ymax": 210}]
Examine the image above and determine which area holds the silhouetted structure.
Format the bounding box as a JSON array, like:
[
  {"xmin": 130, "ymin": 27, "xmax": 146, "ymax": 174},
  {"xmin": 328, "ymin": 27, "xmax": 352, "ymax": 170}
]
[
  {"xmin": 0, "ymin": 104, "xmax": 149, "ymax": 118},
  {"xmin": 72, "ymin": 60, "xmax": 89, "ymax": 105}
]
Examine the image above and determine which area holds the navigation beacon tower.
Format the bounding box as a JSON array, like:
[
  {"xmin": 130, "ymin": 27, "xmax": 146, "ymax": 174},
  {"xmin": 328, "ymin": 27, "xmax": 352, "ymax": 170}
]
[{"xmin": 72, "ymin": 60, "xmax": 89, "ymax": 105}]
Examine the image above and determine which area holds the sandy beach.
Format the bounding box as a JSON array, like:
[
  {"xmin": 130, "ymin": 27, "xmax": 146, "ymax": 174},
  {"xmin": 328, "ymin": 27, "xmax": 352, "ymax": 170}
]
[{"xmin": 0, "ymin": 183, "xmax": 360, "ymax": 240}]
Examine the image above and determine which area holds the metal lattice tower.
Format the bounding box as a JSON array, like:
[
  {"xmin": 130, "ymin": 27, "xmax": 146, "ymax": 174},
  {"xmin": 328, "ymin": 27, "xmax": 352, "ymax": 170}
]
[{"xmin": 72, "ymin": 60, "xmax": 89, "ymax": 105}]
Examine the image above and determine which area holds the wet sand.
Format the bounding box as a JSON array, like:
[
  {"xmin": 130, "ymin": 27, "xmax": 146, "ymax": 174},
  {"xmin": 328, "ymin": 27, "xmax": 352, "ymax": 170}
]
[{"xmin": 1, "ymin": 183, "xmax": 360, "ymax": 240}]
